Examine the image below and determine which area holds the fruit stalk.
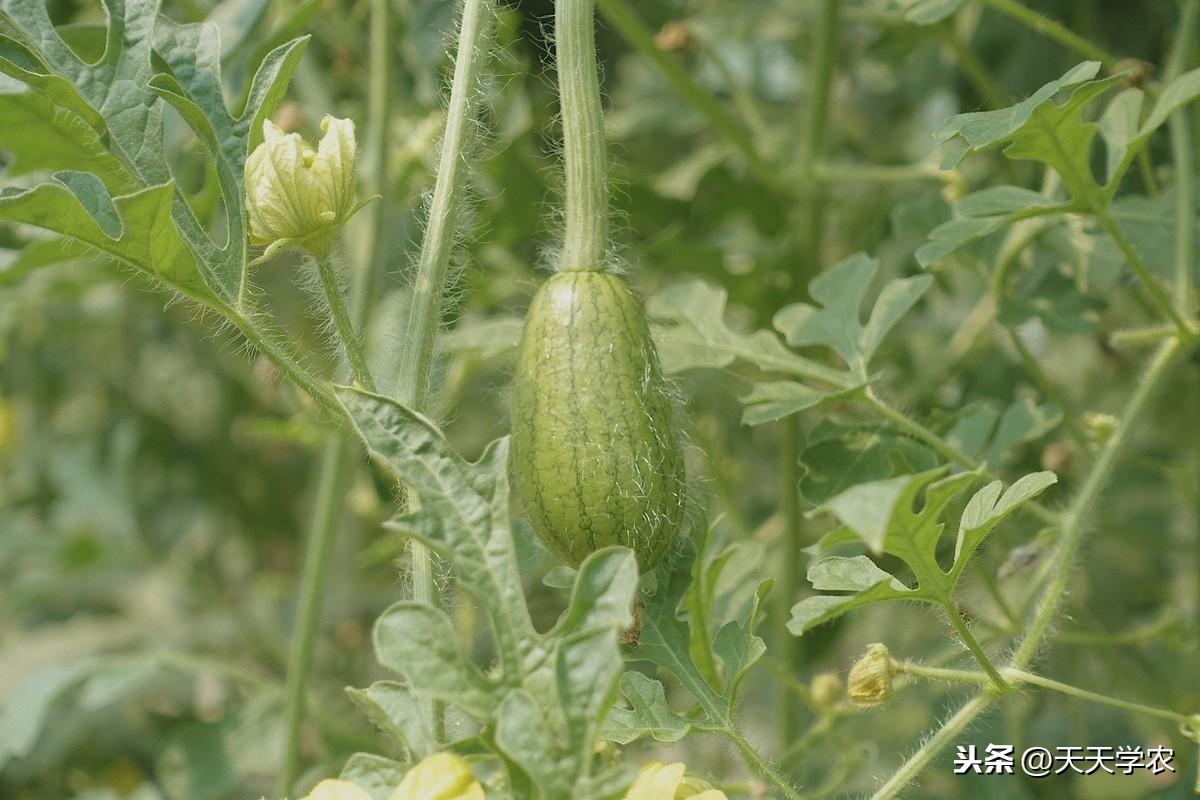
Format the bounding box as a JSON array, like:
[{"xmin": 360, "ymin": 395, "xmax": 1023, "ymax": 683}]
[{"xmin": 556, "ymin": 0, "xmax": 608, "ymax": 270}]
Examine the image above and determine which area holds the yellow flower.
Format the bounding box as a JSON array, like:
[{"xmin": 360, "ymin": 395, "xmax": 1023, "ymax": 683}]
[
  {"xmin": 300, "ymin": 779, "xmax": 374, "ymax": 800},
  {"xmin": 847, "ymin": 642, "xmax": 896, "ymax": 708},
  {"xmin": 388, "ymin": 752, "xmax": 485, "ymax": 800},
  {"xmin": 245, "ymin": 115, "xmax": 358, "ymax": 256},
  {"xmin": 624, "ymin": 762, "xmax": 727, "ymax": 800}
]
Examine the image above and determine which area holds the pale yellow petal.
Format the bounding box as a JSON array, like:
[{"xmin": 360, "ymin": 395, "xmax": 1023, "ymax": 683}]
[
  {"xmin": 300, "ymin": 779, "xmax": 374, "ymax": 800},
  {"xmin": 624, "ymin": 761, "xmax": 686, "ymax": 800},
  {"xmin": 245, "ymin": 116, "xmax": 356, "ymax": 253},
  {"xmin": 388, "ymin": 752, "xmax": 483, "ymax": 800},
  {"xmin": 315, "ymin": 115, "xmax": 357, "ymax": 220}
]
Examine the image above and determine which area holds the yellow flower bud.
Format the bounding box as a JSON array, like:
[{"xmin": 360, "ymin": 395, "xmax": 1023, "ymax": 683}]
[
  {"xmin": 300, "ymin": 779, "xmax": 374, "ymax": 800},
  {"xmin": 245, "ymin": 115, "xmax": 358, "ymax": 257},
  {"xmin": 1082, "ymin": 411, "xmax": 1118, "ymax": 448},
  {"xmin": 847, "ymin": 642, "xmax": 896, "ymax": 708},
  {"xmin": 388, "ymin": 752, "xmax": 484, "ymax": 800},
  {"xmin": 809, "ymin": 671, "xmax": 844, "ymax": 709},
  {"xmin": 624, "ymin": 762, "xmax": 727, "ymax": 800}
]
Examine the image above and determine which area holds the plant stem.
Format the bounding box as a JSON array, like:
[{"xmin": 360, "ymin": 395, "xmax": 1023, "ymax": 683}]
[
  {"xmin": 556, "ymin": 0, "xmax": 608, "ymax": 270},
  {"xmin": 898, "ymin": 661, "xmax": 1194, "ymax": 725},
  {"xmin": 1166, "ymin": 0, "xmax": 1199, "ymax": 647},
  {"xmin": 594, "ymin": 0, "xmax": 779, "ymax": 190},
  {"xmin": 981, "ymin": 0, "xmax": 1119, "ymax": 69},
  {"xmin": 1167, "ymin": 0, "xmax": 1198, "ymax": 315},
  {"xmin": 863, "ymin": 387, "xmax": 1059, "ymax": 524},
  {"xmin": 279, "ymin": 433, "xmax": 352, "ymax": 796},
  {"xmin": 394, "ymin": 0, "xmax": 491, "ymax": 406},
  {"xmin": 1096, "ymin": 211, "xmax": 1196, "ymax": 342},
  {"xmin": 771, "ymin": 0, "xmax": 839, "ymax": 753},
  {"xmin": 1171, "ymin": 114, "xmax": 1195, "ymax": 314},
  {"xmin": 221, "ymin": 302, "xmax": 339, "ymax": 413},
  {"xmin": 798, "ymin": 0, "xmax": 839, "ymax": 284},
  {"xmin": 942, "ymin": 601, "xmax": 1008, "ymax": 690},
  {"xmin": 722, "ymin": 728, "xmax": 806, "ymax": 800},
  {"xmin": 357, "ymin": 0, "xmax": 393, "ymax": 327},
  {"xmin": 776, "ymin": 416, "xmax": 804, "ymax": 746},
  {"xmin": 314, "ymin": 252, "xmax": 375, "ymax": 391},
  {"xmin": 1013, "ymin": 336, "xmax": 1183, "ymax": 663},
  {"xmin": 1007, "ymin": 669, "xmax": 1194, "ymax": 725},
  {"xmin": 1107, "ymin": 322, "xmax": 1192, "ymax": 347},
  {"xmin": 391, "ymin": 0, "xmax": 492, "ymax": 743},
  {"xmin": 277, "ymin": 1, "xmax": 392, "ymax": 791},
  {"xmin": 870, "ymin": 693, "xmax": 996, "ymax": 800},
  {"xmin": 897, "ymin": 662, "xmax": 991, "ymax": 685}
]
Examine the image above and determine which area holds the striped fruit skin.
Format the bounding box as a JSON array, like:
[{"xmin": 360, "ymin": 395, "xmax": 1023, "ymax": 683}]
[{"xmin": 510, "ymin": 270, "xmax": 686, "ymax": 569}]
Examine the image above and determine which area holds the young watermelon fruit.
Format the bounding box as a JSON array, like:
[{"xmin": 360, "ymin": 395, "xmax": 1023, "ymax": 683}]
[{"xmin": 510, "ymin": 270, "xmax": 686, "ymax": 569}]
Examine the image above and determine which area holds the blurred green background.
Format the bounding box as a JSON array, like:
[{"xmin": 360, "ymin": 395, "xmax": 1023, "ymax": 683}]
[{"xmin": 2, "ymin": 0, "xmax": 1199, "ymax": 798}]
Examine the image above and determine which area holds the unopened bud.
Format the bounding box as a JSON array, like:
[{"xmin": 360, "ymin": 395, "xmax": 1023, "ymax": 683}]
[
  {"xmin": 847, "ymin": 643, "xmax": 896, "ymax": 708},
  {"xmin": 245, "ymin": 115, "xmax": 359, "ymax": 257},
  {"xmin": 1082, "ymin": 412, "xmax": 1118, "ymax": 448},
  {"xmin": 654, "ymin": 21, "xmax": 692, "ymax": 52},
  {"xmin": 810, "ymin": 671, "xmax": 844, "ymax": 708}
]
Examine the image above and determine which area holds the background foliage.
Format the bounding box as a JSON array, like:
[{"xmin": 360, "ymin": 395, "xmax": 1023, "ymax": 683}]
[{"xmin": 2, "ymin": 0, "xmax": 1200, "ymax": 798}]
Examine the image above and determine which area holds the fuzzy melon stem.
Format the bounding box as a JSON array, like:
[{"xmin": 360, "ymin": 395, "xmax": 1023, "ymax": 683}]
[
  {"xmin": 555, "ymin": 0, "xmax": 609, "ymax": 271},
  {"xmin": 510, "ymin": 271, "xmax": 686, "ymax": 568}
]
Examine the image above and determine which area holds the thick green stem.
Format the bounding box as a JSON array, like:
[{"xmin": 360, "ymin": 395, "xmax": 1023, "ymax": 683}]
[
  {"xmin": 394, "ymin": 0, "xmax": 491, "ymax": 406},
  {"xmin": 314, "ymin": 252, "xmax": 376, "ymax": 391},
  {"xmin": 277, "ymin": 1, "xmax": 391, "ymax": 792},
  {"xmin": 980, "ymin": 0, "xmax": 1119, "ymax": 69},
  {"xmin": 593, "ymin": 0, "xmax": 778, "ymax": 189},
  {"xmin": 392, "ymin": 0, "xmax": 492, "ymax": 742},
  {"xmin": 556, "ymin": 0, "xmax": 608, "ymax": 270}
]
